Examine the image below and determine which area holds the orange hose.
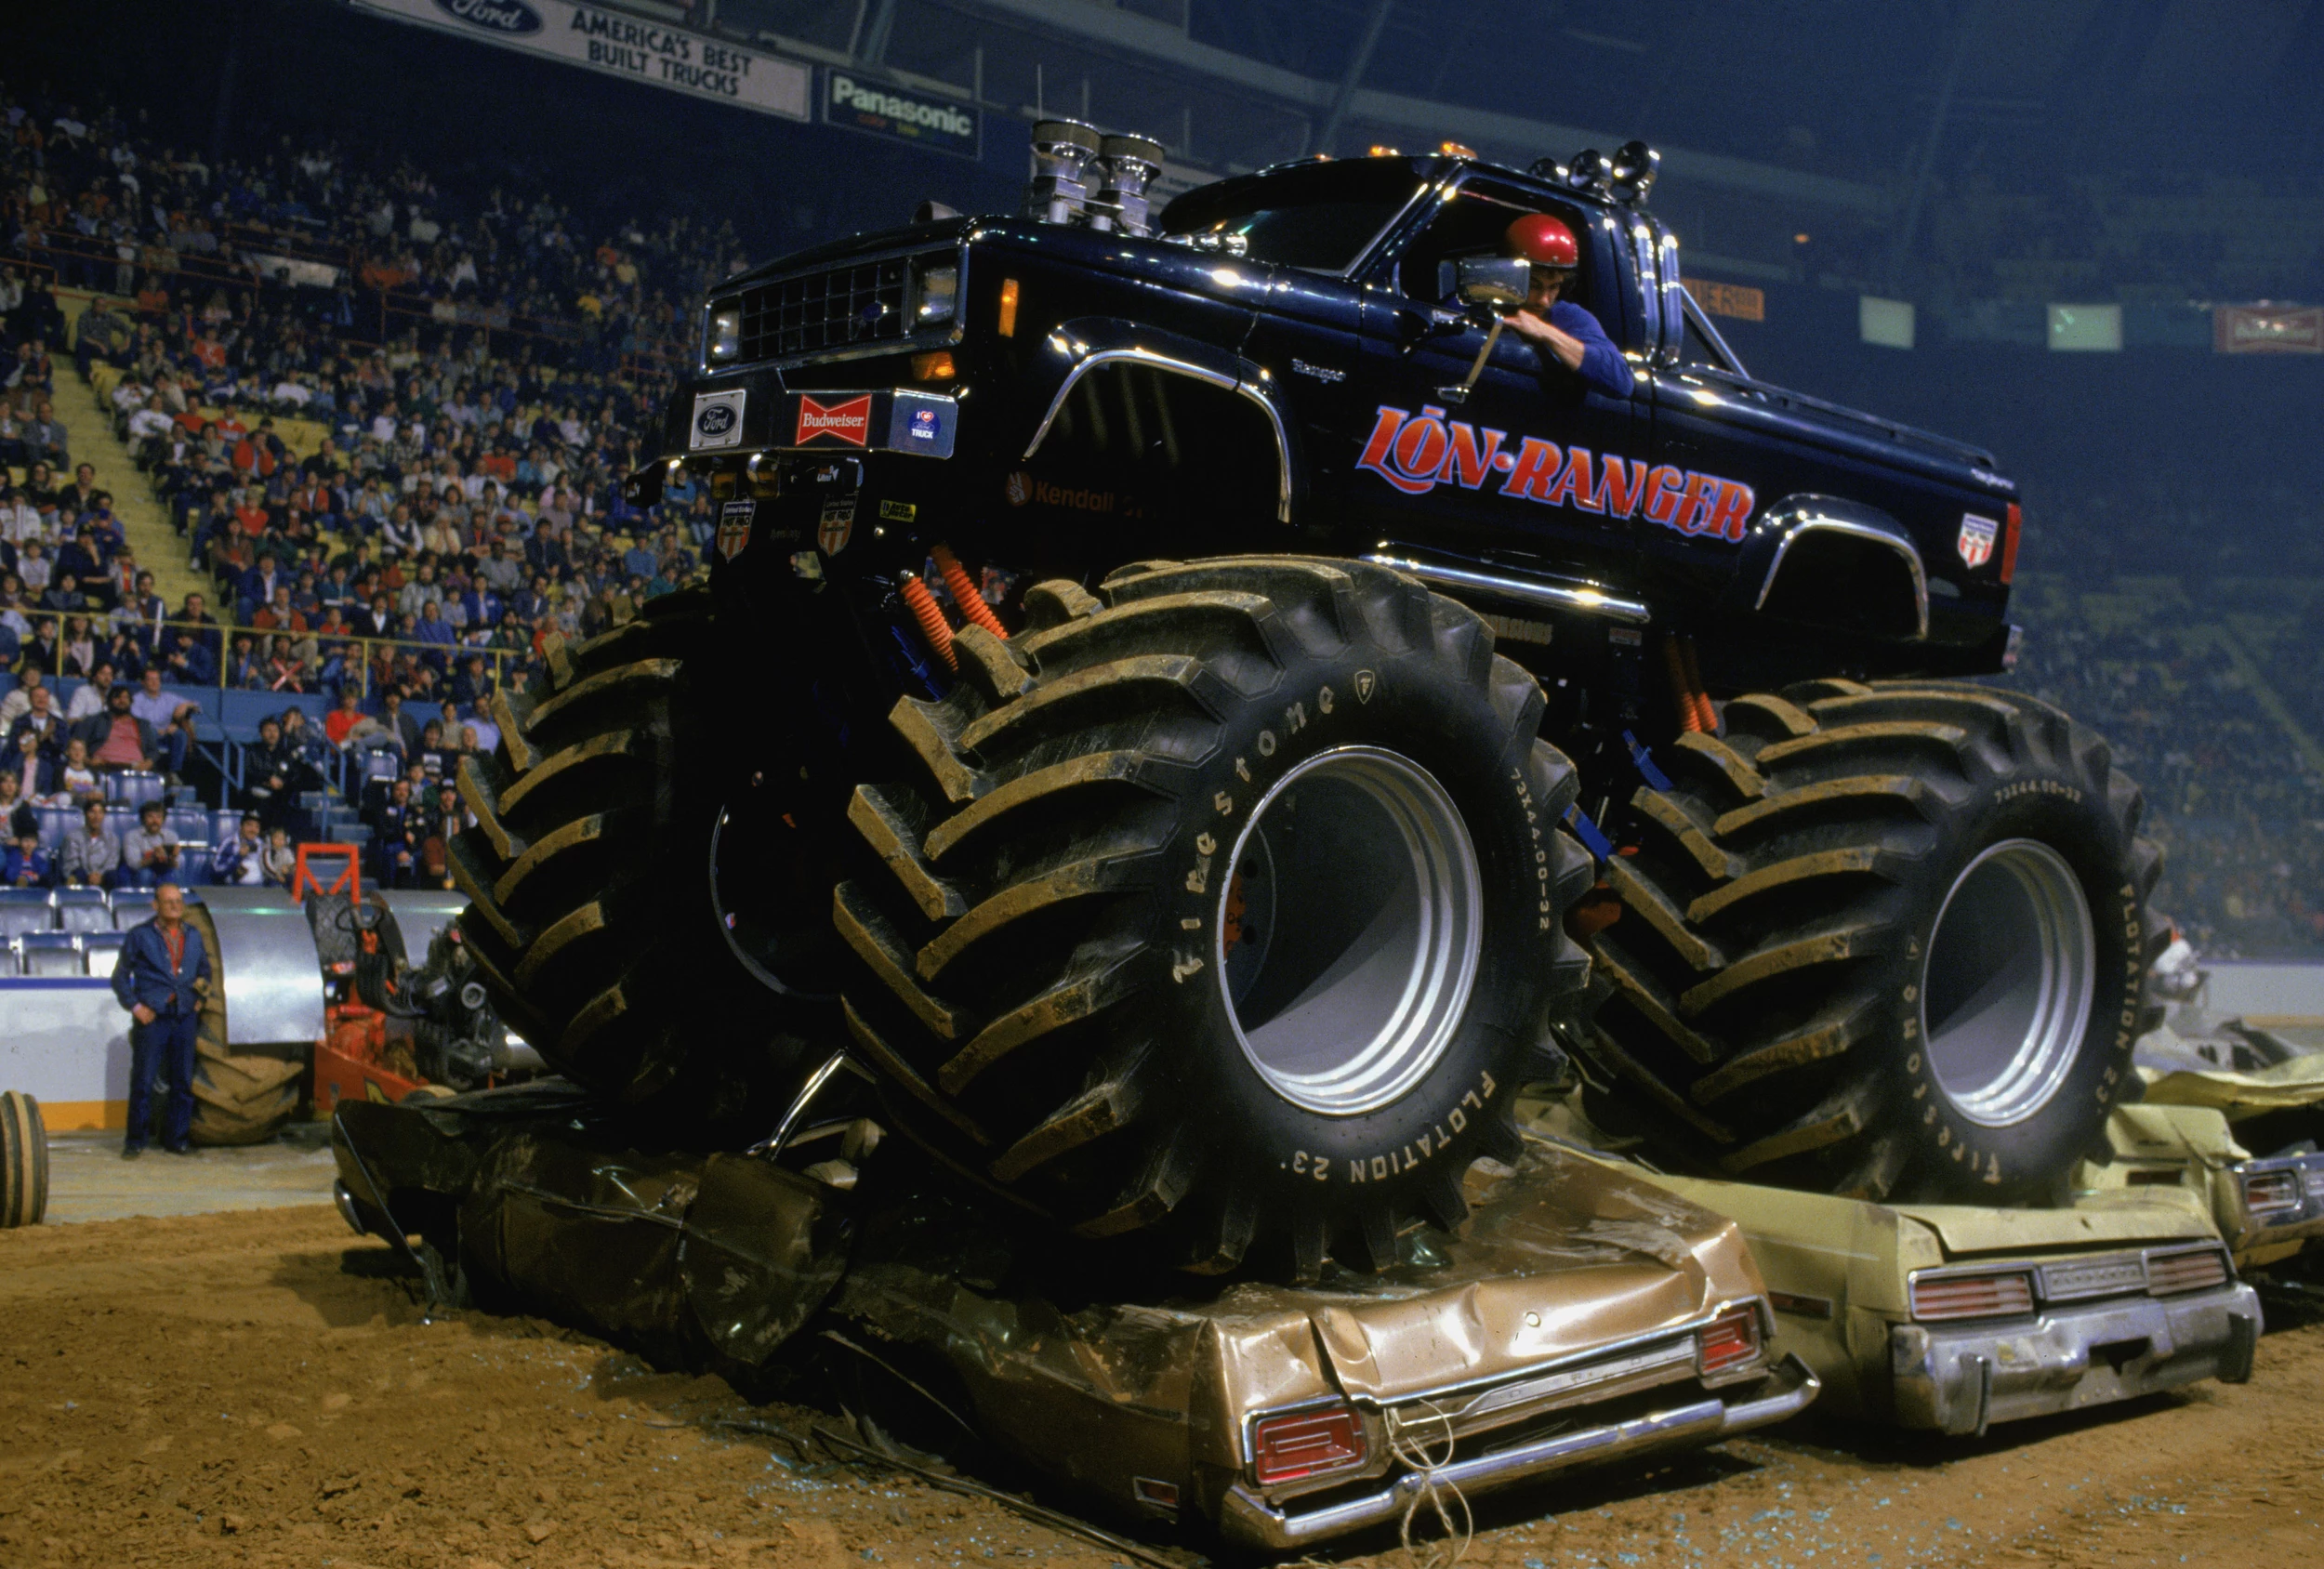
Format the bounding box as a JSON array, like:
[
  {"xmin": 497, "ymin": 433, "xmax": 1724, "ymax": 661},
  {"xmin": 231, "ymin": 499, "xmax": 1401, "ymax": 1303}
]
[
  {"xmin": 1662, "ymin": 636, "xmax": 1703, "ymax": 733},
  {"xmin": 931, "ymin": 544, "xmax": 1008, "ymax": 639},
  {"xmin": 899, "ymin": 573, "xmax": 957, "ymax": 669},
  {"xmin": 1679, "ymin": 637, "xmax": 1717, "ymax": 732}
]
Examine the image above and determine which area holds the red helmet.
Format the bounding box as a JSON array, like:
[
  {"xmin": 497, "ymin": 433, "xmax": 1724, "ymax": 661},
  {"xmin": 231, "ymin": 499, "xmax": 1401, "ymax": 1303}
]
[{"xmin": 1505, "ymin": 213, "xmax": 1579, "ymax": 270}]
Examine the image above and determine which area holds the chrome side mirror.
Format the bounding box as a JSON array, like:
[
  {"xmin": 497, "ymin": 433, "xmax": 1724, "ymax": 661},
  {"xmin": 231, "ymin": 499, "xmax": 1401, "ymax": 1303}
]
[{"xmin": 1455, "ymin": 256, "xmax": 1530, "ymax": 310}]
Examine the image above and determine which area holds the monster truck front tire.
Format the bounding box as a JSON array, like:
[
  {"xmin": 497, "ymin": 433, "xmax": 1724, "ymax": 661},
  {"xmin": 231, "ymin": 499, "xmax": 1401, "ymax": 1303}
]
[
  {"xmin": 448, "ymin": 589, "xmax": 817, "ymax": 1125},
  {"xmin": 1579, "ymin": 679, "xmax": 2164, "ymax": 1204},
  {"xmin": 837, "ymin": 557, "xmax": 1593, "ymax": 1278}
]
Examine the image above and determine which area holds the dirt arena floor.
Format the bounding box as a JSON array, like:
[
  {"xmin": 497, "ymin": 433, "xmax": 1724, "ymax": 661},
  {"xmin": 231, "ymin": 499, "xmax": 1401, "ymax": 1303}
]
[{"xmin": 3, "ymin": 1207, "xmax": 2321, "ymax": 1569}]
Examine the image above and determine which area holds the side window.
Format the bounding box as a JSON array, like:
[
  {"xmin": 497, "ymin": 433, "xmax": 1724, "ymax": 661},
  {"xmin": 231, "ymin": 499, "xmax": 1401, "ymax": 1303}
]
[{"xmin": 1395, "ymin": 186, "xmax": 1592, "ymax": 310}]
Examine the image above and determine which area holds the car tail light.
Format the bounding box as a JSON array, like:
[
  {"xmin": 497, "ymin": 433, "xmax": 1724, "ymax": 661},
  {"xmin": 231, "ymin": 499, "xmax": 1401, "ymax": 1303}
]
[
  {"xmin": 2147, "ymin": 1247, "xmax": 2229, "ymax": 1296},
  {"xmin": 2242, "ymin": 1169, "xmax": 2304, "ymax": 1226},
  {"xmin": 1909, "ymin": 1272, "xmax": 2034, "ymax": 1322},
  {"xmin": 1249, "ymin": 1404, "xmax": 1367, "ymax": 1486},
  {"xmin": 1696, "ymin": 1305, "xmax": 1762, "ymax": 1376},
  {"xmin": 2000, "ymin": 502, "xmax": 2022, "ymax": 584}
]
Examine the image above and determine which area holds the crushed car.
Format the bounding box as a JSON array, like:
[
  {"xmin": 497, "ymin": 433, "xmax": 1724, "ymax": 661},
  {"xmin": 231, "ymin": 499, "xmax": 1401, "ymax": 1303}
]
[
  {"xmin": 2077, "ymin": 1101, "xmax": 2324, "ymax": 1272},
  {"xmin": 330, "ymin": 1082, "xmax": 1815, "ymax": 1549}
]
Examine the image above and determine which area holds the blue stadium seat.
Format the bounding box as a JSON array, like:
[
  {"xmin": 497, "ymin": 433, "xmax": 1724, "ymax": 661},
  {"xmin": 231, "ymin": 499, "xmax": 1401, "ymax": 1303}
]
[
  {"xmin": 52, "ymin": 678, "xmax": 83, "ymax": 714},
  {"xmin": 166, "ymin": 807, "xmax": 210, "ymax": 843},
  {"xmin": 35, "ymin": 806, "xmax": 74, "ymax": 852},
  {"xmin": 103, "ymin": 804, "xmax": 139, "ymax": 841},
  {"xmin": 19, "ymin": 932, "xmax": 84, "ymax": 977},
  {"xmin": 163, "ymin": 686, "xmax": 220, "ymax": 723},
  {"xmin": 106, "ymin": 771, "xmax": 167, "ymax": 809},
  {"xmin": 109, "ymin": 891, "xmax": 154, "ymax": 930},
  {"xmin": 82, "ymin": 930, "xmax": 126, "ymax": 974},
  {"xmin": 212, "ymin": 808, "xmax": 244, "ymax": 844},
  {"xmin": 177, "ymin": 841, "xmax": 212, "ymax": 881},
  {"xmin": 55, "ymin": 889, "xmax": 112, "ymax": 933},
  {"xmin": 0, "ymin": 890, "xmax": 54, "ymax": 938}
]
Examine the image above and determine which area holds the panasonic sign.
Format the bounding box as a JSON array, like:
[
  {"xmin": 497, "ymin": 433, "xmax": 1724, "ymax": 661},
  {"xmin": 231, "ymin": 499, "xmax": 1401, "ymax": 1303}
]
[{"xmin": 823, "ymin": 72, "xmax": 981, "ymax": 161}]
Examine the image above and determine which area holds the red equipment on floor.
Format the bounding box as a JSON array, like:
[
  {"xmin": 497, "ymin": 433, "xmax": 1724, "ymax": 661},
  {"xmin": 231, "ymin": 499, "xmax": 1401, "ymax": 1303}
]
[{"xmin": 298, "ymin": 845, "xmax": 431, "ymax": 1110}]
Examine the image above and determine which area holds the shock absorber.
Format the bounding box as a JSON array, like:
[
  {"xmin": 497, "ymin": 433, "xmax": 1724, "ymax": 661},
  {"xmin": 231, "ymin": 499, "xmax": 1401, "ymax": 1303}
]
[
  {"xmin": 931, "ymin": 543, "xmax": 1009, "ymax": 639},
  {"xmin": 898, "ymin": 572, "xmax": 958, "ymax": 669}
]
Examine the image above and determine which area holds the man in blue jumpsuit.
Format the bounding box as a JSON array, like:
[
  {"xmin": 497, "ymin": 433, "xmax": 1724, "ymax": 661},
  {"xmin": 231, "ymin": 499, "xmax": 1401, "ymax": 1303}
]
[
  {"xmin": 110, "ymin": 880, "xmax": 210, "ymax": 1157},
  {"xmin": 1501, "ymin": 213, "xmax": 1635, "ymax": 399}
]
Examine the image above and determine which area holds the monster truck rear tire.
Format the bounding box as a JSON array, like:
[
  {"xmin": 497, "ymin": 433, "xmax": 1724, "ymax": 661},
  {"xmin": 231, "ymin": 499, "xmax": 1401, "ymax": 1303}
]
[
  {"xmin": 1, "ymin": 1089, "xmax": 48, "ymax": 1227},
  {"xmin": 1578, "ymin": 679, "xmax": 2165, "ymax": 1205},
  {"xmin": 837, "ymin": 557, "xmax": 1593, "ymax": 1278},
  {"xmin": 181, "ymin": 904, "xmax": 301, "ymax": 1147},
  {"xmin": 449, "ymin": 589, "xmax": 818, "ymax": 1126}
]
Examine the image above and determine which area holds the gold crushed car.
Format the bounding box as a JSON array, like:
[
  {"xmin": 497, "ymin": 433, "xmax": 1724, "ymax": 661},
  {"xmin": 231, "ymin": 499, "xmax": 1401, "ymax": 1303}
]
[{"xmin": 2076, "ymin": 1101, "xmax": 2324, "ymax": 1271}]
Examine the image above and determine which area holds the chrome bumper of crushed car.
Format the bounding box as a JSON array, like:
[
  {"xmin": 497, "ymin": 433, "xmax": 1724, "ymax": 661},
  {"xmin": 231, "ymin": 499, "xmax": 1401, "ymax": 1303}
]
[
  {"xmin": 1889, "ymin": 1283, "xmax": 2261, "ymax": 1436},
  {"xmin": 1218, "ymin": 1354, "xmax": 1818, "ymax": 1549}
]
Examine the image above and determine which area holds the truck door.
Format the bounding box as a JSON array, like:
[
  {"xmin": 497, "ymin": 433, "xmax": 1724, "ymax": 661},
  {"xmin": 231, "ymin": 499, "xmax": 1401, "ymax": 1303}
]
[{"xmin": 1351, "ymin": 178, "xmax": 1647, "ymax": 581}]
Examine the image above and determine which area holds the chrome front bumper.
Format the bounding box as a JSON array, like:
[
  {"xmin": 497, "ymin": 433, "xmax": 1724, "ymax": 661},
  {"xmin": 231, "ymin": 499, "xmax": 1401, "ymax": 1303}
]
[
  {"xmin": 1890, "ymin": 1283, "xmax": 2261, "ymax": 1435},
  {"xmin": 1217, "ymin": 1354, "xmax": 1818, "ymax": 1550}
]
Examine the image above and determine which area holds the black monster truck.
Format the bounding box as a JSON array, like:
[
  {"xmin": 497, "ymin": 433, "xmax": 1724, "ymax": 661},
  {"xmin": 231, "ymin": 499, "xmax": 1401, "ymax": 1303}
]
[{"xmin": 451, "ymin": 131, "xmax": 2160, "ymax": 1277}]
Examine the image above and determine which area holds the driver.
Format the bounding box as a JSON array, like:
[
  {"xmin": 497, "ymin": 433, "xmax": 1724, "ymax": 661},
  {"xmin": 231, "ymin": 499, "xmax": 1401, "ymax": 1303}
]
[{"xmin": 1500, "ymin": 214, "xmax": 1634, "ymax": 399}]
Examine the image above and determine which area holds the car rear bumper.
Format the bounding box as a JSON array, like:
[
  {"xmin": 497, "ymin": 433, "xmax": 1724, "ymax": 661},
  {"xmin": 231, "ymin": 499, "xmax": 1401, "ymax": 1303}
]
[
  {"xmin": 1889, "ymin": 1283, "xmax": 2261, "ymax": 1435},
  {"xmin": 1216, "ymin": 1354, "xmax": 1818, "ymax": 1549}
]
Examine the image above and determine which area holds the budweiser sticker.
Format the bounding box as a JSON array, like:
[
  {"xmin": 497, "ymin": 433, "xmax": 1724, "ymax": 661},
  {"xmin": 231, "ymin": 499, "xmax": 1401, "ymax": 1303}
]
[
  {"xmin": 716, "ymin": 499, "xmax": 756, "ymax": 562},
  {"xmin": 1957, "ymin": 512, "xmax": 1999, "ymax": 570},
  {"xmin": 1354, "ymin": 403, "xmax": 1756, "ymax": 542},
  {"xmin": 797, "ymin": 394, "xmax": 872, "ymax": 446}
]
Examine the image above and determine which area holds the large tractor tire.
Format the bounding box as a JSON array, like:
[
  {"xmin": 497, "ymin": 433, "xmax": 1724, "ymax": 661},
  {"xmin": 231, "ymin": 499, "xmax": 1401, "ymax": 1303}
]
[
  {"xmin": 448, "ymin": 589, "xmax": 821, "ymax": 1127},
  {"xmin": 837, "ymin": 557, "xmax": 1593, "ymax": 1278},
  {"xmin": 182, "ymin": 904, "xmax": 301, "ymax": 1147},
  {"xmin": 1, "ymin": 1089, "xmax": 48, "ymax": 1227},
  {"xmin": 1578, "ymin": 679, "xmax": 2164, "ymax": 1205}
]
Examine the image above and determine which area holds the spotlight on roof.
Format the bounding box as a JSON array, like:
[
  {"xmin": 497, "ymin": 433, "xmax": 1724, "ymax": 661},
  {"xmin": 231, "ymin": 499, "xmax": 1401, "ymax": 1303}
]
[
  {"xmin": 1608, "ymin": 140, "xmax": 1660, "ymax": 205},
  {"xmin": 1565, "ymin": 148, "xmax": 1610, "ymax": 196}
]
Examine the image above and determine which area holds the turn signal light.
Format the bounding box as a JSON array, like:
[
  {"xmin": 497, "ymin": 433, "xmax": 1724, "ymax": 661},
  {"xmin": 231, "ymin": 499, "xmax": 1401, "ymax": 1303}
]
[
  {"xmin": 2146, "ymin": 1247, "xmax": 2229, "ymax": 1296},
  {"xmin": 997, "ymin": 278, "xmax": 1020, "ymax": 337},
  {"xmin": 1696, "ymin": 1305, "xmax": 1762, "ymax": 1376},
  {"xmin": 2000, "ymin": 501, "xmax": 2022, "ymax": 584},
  {"xmin": 2241, "ymin": 1169, "xmax": 2304, "ymax": 1226},
  {"xmin": 911, "ymin": 350, "xmax": 956, "ymax": 379},
  {"xmin": 1908, "ymin": 1272, "xmax": 2034, "ymax": 1322},
  {"xmin": 1249, "ymin": 1404, "xmax": 1367, "ymax": 1486}
]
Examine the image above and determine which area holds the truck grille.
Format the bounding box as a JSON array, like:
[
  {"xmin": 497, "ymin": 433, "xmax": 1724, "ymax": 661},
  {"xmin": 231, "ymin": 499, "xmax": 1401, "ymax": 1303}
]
[{"xmin": 739, "ymin": 257, "xmax": 912, "ymax": 363}]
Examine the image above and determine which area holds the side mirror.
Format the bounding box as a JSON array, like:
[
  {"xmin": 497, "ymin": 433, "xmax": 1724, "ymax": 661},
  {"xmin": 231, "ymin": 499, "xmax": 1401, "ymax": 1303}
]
[{"xmin": 1455, "ymin": 256, "xmax": 1530, "ymax": 311}]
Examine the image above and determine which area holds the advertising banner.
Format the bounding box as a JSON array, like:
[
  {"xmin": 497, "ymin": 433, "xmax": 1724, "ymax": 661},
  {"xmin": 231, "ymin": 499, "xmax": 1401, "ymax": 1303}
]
[
  {"xmin": 350, "ymin": 0, "xmax": 811, "ymax": 122},
  {"xmin": 2214, "ymin": 305, "xmax": 2324, "ymax": 354},
  {"xmin": 821, "ymin": 71, "xmax": 981, "ymax": 161}
]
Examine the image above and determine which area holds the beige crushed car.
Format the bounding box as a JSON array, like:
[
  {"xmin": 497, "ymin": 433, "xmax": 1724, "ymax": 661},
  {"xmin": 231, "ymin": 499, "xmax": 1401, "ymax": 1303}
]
[{"xmin": 2076, "ymin": 1101, "xmax": 2324, "ymax": 1271}]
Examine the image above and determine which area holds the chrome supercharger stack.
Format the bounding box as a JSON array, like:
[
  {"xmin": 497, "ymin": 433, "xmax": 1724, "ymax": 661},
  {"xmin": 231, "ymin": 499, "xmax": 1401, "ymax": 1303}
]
[{"xmin": 1023, "ymin": 118, "xmax": 1166, "ymax": 235}]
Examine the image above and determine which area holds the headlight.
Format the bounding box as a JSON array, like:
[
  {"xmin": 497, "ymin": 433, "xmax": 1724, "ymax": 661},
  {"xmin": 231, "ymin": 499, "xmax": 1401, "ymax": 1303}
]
[
  {"xmin": 706, "ymin": 304, "xmax": 742, "ymax": 363},
  {"xmin": 916, "ymin": 265, "xmax": 957, "ymax": 325}
]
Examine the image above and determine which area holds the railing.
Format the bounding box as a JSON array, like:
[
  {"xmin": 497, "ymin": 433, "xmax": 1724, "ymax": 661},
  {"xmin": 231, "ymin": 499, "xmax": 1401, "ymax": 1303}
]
[{"xmin": 26, "ymin": 613, "xmax": 549, "ymax": 706}]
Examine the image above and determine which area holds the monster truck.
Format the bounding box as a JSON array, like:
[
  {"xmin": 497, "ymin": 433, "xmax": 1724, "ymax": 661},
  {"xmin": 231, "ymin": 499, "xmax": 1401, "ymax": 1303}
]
[{"xmin": 452, "ymin": 130, "xmax": 2159, "ymax": 1277}]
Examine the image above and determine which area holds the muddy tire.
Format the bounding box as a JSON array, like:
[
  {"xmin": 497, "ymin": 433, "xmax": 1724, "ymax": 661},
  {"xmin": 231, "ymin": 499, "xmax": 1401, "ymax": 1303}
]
[
  {"xmin": 1578, "ymin": 679, "xmax": 2163, "ymax": 1204},
  {"xmin": 1, "ymin": 1089, "xmax": 47, "ymax": 1227},
  {"xmin": 182, "ymin": 904, "xmax": 301, "ymax": 1147},
  {"xmin": 448, "ymin": 589, "xmax": 820, "ymax": 1125},
  {"xmin": 837, "ymin": 556, "xmax": 1592, "ymax": 1277}
]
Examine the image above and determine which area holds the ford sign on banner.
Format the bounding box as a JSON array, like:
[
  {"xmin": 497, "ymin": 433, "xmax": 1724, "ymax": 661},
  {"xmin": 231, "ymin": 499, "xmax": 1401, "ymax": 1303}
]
[
  {"xmin": 823, "ymin": 72, "xmax": 981, "ymax": 161},
  {"xmin": 351, "ymin": 0, "xmax": 811, "ymax": 121}
]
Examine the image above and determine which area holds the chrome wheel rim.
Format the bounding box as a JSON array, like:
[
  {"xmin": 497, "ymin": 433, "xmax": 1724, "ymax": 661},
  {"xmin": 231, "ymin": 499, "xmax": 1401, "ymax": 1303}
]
[
  {"xmin": 1217, "ymin": 745, "xmax": 1482, "ymax": 1117},
  {"xmin": 1921, "ymin": 838, "xmax": 2096, "ymax": 1127}
]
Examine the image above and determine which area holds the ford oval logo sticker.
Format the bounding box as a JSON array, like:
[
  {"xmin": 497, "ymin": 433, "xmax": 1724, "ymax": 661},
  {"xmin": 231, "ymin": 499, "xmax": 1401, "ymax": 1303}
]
[{"xmin": 433, "ymin": 0, "xmax": 543, "ymax": 35}]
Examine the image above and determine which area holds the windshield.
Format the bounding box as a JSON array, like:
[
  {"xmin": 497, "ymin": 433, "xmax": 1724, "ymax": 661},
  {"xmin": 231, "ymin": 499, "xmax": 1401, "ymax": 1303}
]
[{"xmin": 1158, "ymin": 159, "xmax": 1431, "ymax": 274}]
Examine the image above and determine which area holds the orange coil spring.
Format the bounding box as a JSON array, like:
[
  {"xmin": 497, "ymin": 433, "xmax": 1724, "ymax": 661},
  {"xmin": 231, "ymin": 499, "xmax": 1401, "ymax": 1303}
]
[
  {"xmin": 931, "ymin": 544, "xmax": 1009, "ymax": 639},
  {"xmin": 899, "ymin": 573, "xmax": 957, "ymax": 669},
  {"xmin": 1678, "ymin": 637, "xmax": 1716, "ymax": 732},
  {"xmin": 1661, "ymin": 636, "xmax": 1704, "ymax": 733}
]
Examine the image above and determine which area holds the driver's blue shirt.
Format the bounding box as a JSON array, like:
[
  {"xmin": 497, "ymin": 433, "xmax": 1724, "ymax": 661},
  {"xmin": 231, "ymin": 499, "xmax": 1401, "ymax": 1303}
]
[{"xmin": 1539, "ymin": 300, "xmax": 1635, "ymax": 400}]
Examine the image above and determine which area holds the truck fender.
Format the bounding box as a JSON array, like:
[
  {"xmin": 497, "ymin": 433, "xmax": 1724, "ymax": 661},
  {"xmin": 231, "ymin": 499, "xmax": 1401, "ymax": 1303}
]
[
  {"xmin": 1730, "ymin": 494, "xmax": 1928, "ymax": 640},
  {"xmin": 1023, "ymin": 316, "xmax": 1299, "ymax": 523}
]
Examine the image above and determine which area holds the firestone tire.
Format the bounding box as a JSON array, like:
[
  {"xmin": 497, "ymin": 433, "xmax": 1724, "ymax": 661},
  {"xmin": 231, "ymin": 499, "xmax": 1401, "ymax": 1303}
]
[
  {"xmin": 182, "ymin": 904, "xmax": 300, "ymax": 1148},
  {"xmin": 448, "ymin": 590, "xmax": 818, "ymax": 1129},
  {"xmin": 1, "ymin": 1089, "xmax": 47, "ymax": 1227},
  {"xmin": 1578, "ymin": 679, "xmax": 2164, "ymax": 1205},
  {"xmin": 836, "ymin": 556, "xmax": 1593, "ymax": 1279}
]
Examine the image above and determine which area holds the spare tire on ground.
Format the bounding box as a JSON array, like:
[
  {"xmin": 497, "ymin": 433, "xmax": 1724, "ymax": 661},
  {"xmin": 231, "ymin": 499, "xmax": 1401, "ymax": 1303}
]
[
  {"xmin": 182, "ymin": 904, "xmax": 302, "ymax": 1147},
  {"xmin": 836, "ymin": 556, "xmax": 1593, "ymax": 1278},
  {"xmin": 1577, "ymin": 679, "xmax": 2164, "ymax": 1205},
  {"xmin": 1, "ymin": 1088, "xmax": 47, "ymax": 1227}
]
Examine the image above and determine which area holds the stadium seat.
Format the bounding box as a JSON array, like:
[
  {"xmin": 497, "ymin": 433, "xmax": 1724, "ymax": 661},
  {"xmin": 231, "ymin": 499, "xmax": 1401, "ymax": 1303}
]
[
  {"xmin": 107, "ymin": 771, "xmax": 167, "ymax": 809},
  {"xmin": 212, "ymin": 809, "xmax": 243, "ymax": 844},
  {"xmin": 35, "ymin": 806, "xmax": 74, "ymax": 852},
  {"xmin": 19, "ymin": 932, "xmax": 84, "ymax": 977},
  {"xmin": 166, "ymin": 807, "xmax": 210, "ymax": 843},
  {"xmin": 103, "ymin": 805, "xmax": 139, "ymax": 845},
  {"xmin": 55, "ymin": 889, "xmax": 113, "ymax": 933},
  {"xmin": 110, "ymin": 891, "xmax": 154, "ymax": 930},
  {"xmin": 0, "ymin": 890, "xmax": 54, "ymax": 938},
  {"xmin": 82, "ymin": 931, "xmax": 126, "ymax": 975}
]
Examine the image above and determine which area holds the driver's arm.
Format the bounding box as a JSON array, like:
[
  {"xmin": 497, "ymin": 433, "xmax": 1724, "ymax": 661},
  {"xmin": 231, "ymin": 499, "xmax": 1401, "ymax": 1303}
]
[{"xmin": 1506, "ymin": 310, "xmax": 1588, "ymax": 374}]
